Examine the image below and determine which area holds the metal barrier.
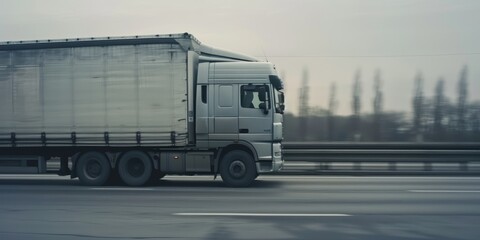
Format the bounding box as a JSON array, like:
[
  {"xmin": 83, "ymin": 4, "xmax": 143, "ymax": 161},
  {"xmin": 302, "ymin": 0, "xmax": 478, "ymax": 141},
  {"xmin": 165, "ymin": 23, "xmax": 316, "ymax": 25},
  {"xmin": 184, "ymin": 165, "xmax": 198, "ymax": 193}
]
[{"xmin": 280, "ymin": 142, "xmax": 480, "ymax": 175}]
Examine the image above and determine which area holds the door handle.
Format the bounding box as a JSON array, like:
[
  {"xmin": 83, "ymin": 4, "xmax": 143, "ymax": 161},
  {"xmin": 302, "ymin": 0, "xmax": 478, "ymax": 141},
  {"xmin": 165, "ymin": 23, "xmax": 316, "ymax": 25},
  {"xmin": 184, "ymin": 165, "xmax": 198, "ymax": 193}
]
[{"xmin": 239, "ymin": 128, "xmax": 249, "ymax": 133}]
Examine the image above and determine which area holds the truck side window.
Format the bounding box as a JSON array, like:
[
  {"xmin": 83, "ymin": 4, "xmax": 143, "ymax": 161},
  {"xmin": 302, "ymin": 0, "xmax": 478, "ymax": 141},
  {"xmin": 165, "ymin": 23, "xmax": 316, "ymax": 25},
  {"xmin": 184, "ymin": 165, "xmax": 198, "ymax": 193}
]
[{"xmin": 241, "ymin": 85, "xmax": 270, "ymax": 109}]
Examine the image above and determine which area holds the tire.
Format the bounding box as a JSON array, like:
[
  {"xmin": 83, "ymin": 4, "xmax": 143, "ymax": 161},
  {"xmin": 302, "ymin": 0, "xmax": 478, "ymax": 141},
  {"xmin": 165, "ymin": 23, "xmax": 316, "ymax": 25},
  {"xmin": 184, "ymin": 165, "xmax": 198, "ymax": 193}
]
[
  {"xmin": 117, "ymin": 151, "xmax": 153, "ymax": 186},
  {"xmin": 219, "ymin": 150, "xmax": 257, "ymax": 187},
  {"xmin": 76, "ymin": 152, "xmax": 111, "ymax": 186}
]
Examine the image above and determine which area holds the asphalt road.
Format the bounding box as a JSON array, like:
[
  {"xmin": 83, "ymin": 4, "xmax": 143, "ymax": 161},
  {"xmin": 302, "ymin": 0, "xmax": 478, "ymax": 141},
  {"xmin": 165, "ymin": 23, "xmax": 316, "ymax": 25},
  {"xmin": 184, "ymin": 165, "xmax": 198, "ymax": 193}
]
[{"xmin": 1, "ymin": 175, "xmax": 480, "ymax": 240}]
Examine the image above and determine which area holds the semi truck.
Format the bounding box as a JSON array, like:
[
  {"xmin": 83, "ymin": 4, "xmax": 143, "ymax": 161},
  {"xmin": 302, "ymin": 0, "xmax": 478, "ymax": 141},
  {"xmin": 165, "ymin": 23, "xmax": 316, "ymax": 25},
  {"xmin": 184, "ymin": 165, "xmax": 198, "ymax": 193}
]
[{"xmin": 0, "ymin": 33, "xmax": 284, "ymax": 187}]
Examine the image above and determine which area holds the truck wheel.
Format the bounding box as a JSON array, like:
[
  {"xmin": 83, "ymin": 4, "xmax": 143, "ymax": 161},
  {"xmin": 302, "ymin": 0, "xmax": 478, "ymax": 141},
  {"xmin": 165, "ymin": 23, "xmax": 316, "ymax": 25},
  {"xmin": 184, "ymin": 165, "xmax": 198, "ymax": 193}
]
[
  {"xmin": 118, "ymin": 151, "xmax": 152, "ymax": 186},
  {"xmin": 76, "ymin": 152, "xmax": 111, "ymax": 186},
  {"xmin": 219, "ymin": 150, "xmax": 257, "ymax": 187}
]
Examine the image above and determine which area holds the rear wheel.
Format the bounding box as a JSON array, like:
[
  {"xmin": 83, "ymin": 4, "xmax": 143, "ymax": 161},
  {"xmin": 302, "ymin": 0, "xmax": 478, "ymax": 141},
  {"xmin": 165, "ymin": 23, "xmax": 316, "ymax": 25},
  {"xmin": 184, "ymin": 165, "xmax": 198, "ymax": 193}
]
[
  {"xmin": 76, "ymin": 152, "xmax": 111, "ymax": 186},
  {"xmin": 219, "ymin": 150, "xmax": 257, "ymax": 187},
  {"xmin": 118, "ymin": 151, "xmax": 152, "ymax": 186}
]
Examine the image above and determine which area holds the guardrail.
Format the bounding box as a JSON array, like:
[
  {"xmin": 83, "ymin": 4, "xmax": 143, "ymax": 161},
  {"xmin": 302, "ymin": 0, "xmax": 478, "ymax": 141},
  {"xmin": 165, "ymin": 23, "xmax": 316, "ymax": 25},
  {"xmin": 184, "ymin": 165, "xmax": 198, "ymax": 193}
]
[{"xmin": 280, "ymin": 142, "xmax": 480, "ymax": 175}]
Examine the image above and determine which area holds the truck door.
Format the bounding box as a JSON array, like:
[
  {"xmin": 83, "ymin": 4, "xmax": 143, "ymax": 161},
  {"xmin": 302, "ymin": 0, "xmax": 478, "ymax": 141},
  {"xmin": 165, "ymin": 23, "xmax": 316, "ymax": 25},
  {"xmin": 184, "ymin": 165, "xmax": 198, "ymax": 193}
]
[
  {"xmin": 211, "ymin": 84, "xmax": 239, "ymax": 140},
  {"xmin": 238, "ymin": 85, "xmax": 272, "ymax": 141}
]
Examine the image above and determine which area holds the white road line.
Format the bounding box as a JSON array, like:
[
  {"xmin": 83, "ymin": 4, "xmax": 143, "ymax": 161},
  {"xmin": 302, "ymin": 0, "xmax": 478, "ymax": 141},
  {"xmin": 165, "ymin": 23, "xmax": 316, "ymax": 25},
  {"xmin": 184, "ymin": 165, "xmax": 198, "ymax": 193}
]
[
  {"xmin": 90, "ymin": 188, "xmax": 154, "ymax": 191},
  {"xmin": 284, "ymin": 164, "xmax": 317, "ymax": 166},
  {"xmin": 259, "ymin": 176, "xmax": 480, "ymax": 180},
  {"xmin": 0, "ymin": 175, "xmax": 70, "ymax": 178},
  {"xmin": 173, "ymin": 213, "xmax": 351, "ymax": 217},
  {"xmin": 2, "ymin": 174, "xmax": 480, "ymax": 182},
  {"xmin": 408, "ymin": 190, "xmax": 480, "ymax": 193},
  {"xmin": 2, "ymin": 174, "xmax": 480, "ymax": 179}
]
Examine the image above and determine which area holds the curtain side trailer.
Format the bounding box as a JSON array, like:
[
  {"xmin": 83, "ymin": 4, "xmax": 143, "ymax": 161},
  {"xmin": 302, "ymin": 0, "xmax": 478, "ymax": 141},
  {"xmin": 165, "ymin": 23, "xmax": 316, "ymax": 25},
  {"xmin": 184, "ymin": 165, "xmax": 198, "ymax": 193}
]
[{"xmin": 0, "ymin": 33, "xmax": 285, "ymax": 187}]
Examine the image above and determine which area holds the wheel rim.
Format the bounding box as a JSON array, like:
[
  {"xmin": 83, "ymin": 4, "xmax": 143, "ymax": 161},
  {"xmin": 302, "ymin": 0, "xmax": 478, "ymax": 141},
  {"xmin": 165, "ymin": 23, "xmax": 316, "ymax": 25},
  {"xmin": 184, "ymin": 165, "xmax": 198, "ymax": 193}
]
[
  {"xmin": 127, "ymin": 158, "xmax": 145, "ymax": 178},
  {"xmin": 85, "ymin": 159, "xmax": 102, "ymax": 179},
  {"xmin": 229, "ymin": 160, "xmax": 246, "ymax": 178}
]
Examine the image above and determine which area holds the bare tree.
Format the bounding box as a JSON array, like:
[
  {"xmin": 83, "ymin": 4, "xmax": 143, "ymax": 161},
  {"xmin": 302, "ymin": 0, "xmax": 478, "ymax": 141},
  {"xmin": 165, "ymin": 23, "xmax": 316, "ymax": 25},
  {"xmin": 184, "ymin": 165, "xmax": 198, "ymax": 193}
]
[
  {"xmin": 351, "ymin": 70, "xmax": 362, "ymax": 141},
  {"xmin": 412, "ymin": 72, "xmax": 424, "ymax": 141},
  {"xmin": 327, "ymin": 82, "xmax": 338, "ymax": 140},
  {"xmin": 457, "ymin": 66, "xmax": 468, "ymax": 134},
  {"xmin": 298, "ymin": 68, "xmax": 309, "ymax": 117},
  {"xmin": 372, "ymin": 69, "xmax": 383, "ymax": 141},
  {"xmin": 329, "ymin": 83, "xmax": 338, "ymax": 115},
  {"xmin": 470, "ymin": 103, "xmax": 480, "ymax": 138},
  {"xmin": 298, "ymin": 68, "xmax": 310, "ymax": 140},
  {"xmin": 433, "ymin": 78, "xmax": 446, "ymax": 140}
]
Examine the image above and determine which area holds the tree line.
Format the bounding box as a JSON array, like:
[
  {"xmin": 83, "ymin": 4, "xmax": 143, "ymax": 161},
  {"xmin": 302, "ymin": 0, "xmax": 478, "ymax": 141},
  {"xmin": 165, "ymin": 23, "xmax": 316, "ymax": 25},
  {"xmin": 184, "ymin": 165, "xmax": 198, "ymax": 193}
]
[{"xmin": 285, "ymin": 65, "xmax": 480, "ymax": 142}]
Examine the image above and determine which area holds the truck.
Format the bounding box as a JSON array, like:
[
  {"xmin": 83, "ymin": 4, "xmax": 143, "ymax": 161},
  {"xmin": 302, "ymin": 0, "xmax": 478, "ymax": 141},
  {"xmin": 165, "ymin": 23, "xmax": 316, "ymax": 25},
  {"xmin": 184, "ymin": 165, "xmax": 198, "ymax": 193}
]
[{"xmin": 0, "ymin": 33, "xmax": 285, "ymax": 187}]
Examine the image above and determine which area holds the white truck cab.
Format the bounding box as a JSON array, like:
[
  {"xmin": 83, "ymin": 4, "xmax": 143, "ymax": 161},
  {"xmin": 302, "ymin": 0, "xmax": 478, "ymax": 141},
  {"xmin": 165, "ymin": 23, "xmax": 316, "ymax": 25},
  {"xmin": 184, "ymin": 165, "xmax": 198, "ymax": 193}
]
[{"xmin": 195, "ymin": 62, "xmax": 285, "ymax": 175}]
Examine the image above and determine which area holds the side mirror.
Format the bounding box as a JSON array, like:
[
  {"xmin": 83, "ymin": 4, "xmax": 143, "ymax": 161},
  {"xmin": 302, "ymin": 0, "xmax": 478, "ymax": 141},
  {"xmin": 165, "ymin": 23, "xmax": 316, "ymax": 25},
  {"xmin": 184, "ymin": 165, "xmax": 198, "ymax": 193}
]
[
  {"xmin": 258, "ymin": 87, "xmax": 267, "ymax": 101},
  {"xmin": 279, "ymin": 92, "xmax": 285, "ymax": 103},
  {"xmin": 258, "ymin": 86, "xmax": 268, "ymax": 114},
  {"xmin": 259, "ymin": 102, "xmax": 269, "ymax": 114},
  {"xmin": 278, "ymin": 92, "xmax": 285, "ymax": 113}
]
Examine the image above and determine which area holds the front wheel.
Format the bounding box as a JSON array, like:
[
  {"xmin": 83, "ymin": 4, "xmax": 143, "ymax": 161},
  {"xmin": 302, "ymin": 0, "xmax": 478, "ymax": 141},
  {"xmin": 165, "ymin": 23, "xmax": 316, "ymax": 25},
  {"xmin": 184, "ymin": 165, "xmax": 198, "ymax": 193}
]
[{"xmin": 219, "ymin": 150, "xmax": 257, "ymax": 187}]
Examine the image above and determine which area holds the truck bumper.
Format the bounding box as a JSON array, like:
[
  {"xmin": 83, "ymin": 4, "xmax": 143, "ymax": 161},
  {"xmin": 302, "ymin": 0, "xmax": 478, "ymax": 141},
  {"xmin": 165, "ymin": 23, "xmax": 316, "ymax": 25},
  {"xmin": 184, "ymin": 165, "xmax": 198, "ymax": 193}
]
[
  {"xmin": 272, "ymin": 142, "xmax": 284, "ymax": 172},
  {"xmin": 256, "ymin": 142, "xmax": 283, "ymax": 173}
]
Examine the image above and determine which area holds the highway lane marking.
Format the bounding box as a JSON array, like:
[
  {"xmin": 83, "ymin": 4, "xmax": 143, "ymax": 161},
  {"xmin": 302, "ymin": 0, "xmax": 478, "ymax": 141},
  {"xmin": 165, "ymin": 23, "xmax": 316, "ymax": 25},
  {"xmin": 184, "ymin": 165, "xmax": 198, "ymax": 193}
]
[
  {"xmin": 90, "ymin": 188, "xmax": 154, "ymax": 191},
  {"xmin": 408, "ymin": 190, "xmax": 480, "ymax": 193},
  {"xmin": 3, "ymin": 175, "xmax": 480, "ymax": 183},
  {"xmin": 259, "ymin": 176, "xmax": 480, "ymax": 181},
  {"xmin": 0, "ymin": 175, "xmax": 71, "ymax": 178},
  {"xmin": 173, "ymin": 213, "xmax": 352, "ymax": 217},
  {"xmin": 3, "ymin": 174, "xmax": 480, "ymax": 180},
  {"xmin": 164, "ymin": 175, "xmax": 480, "ymax": 181}
]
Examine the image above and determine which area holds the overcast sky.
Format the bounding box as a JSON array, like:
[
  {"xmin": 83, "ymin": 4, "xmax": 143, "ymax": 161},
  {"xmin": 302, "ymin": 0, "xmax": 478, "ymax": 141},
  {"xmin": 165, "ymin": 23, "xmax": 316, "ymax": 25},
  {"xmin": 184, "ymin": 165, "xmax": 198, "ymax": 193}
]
[{"xmin": 1, "ymin": 0, "xmax": 479, "ymax": 115}]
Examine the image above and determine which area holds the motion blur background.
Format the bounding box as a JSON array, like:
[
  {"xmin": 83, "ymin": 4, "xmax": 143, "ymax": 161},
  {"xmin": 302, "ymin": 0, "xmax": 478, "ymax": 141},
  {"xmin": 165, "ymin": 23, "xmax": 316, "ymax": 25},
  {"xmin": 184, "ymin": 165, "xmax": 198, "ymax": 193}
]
[{"xmin": 2, "ymin": 0, "xmax": 479, "ymax": 142}]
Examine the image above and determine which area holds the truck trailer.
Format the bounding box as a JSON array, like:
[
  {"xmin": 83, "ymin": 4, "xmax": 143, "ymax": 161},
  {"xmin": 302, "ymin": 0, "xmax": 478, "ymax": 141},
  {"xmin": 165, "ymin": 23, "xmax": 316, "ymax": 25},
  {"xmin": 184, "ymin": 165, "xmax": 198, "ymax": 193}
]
[{"xmin": 0, "ymin": 33, "xmax": 284, "ymax": 187}]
